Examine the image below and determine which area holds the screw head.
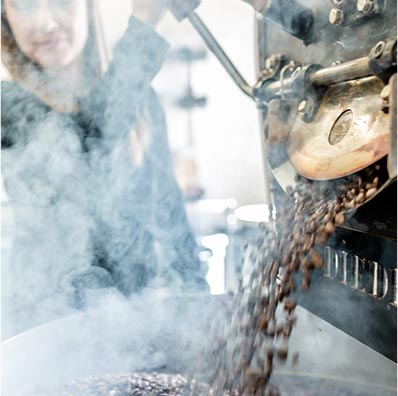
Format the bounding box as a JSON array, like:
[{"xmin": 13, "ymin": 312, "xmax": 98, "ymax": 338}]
[
  {"xmin": 329, "ymin": 8, "xmax": 344, "ymax": 25},
  {"xmin": 373, "ymin": 41, "xmax": 385, "ymax": 58},
  {"xmin": 298, "ymin": 99, "xmax": 314, "ymax": 115},
  {"xmin": 357, "ymin": 0, "xmax": 373, "ymax": 13},
  {"xmin": 332, "ymin": 0, "xmax": 345, "ymax": 7},
  {"xmin": 265, "ymin": 57, "xmax": 276, "ymax": 70},
  {"xmin": 298, "ymin": 98, "xmax": 315, "ymax": 118},
  {"xmin": 298, "ymin": 100, "xmax": 308, "ymax": 113}
]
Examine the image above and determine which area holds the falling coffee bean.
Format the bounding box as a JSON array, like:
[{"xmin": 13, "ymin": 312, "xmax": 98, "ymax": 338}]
[
  {"xmin": 325, "ymin": 221, "xmax": 336, "ymax": 234},
  {"xmin": 310, "ymin": 249, "xmax": 324, "ymax": 269},
  {"xmin": 284, "ymin": 298, "xmax": 297, "ymax": 313},
  {"xmin": 277, "ymin": 346, "xmax": 288, "ymax": 360},
  {"xmin": 366, "ymin": 187, "xmax": 377, "ymax": 199},
  {"xmin": 292, "ymin": 352, "xmax": 300, "ymax": 365}
]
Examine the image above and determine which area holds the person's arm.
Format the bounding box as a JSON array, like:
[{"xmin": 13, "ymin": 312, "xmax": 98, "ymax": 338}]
[{"xmin": 86, "ymin": 2, "xmax": 170, "ymax": 143}]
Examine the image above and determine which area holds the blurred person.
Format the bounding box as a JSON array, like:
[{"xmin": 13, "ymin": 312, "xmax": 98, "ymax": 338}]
[{"xmin": 1, "ymin": 0, "xmax": 208, "ymax": 339}]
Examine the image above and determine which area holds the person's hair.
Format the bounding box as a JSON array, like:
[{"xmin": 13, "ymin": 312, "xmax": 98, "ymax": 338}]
[{"xmin": 1, "ymin": 0, "xmax": 102, "ymax": 106}]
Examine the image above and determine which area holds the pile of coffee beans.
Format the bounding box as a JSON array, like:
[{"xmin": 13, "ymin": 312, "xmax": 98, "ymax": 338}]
[
  {"xmin": 38, "ymin": 373, "xmax": 212, "ymax": 396},
  {"xmin": 206, "ymin": 159, "xmax": 388, "ymax": 396}
]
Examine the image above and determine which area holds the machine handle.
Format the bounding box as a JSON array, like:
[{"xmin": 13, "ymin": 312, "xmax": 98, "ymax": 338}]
[{"xmin": 169, "ymin": 0, "xmax": 257, "ymax": 100}]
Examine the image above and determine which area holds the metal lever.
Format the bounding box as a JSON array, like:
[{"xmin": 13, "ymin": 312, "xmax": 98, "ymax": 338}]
[
  {"xmin": 168, "ymin": 0, "xmax": 201, "ymax": 21},
  {"xmin": 169, "ymin": 1, "xmax": 396, "ymax": 108},
  {"xmin": 169, "ymin": 0, "xmax": 257, "ymax": 101},
  {"xmin": 186, "ymin": 13, "xmax": 255, "ymax": 99},
  {"xmin": 256, "ymin": 37, "xmax": 397, "ymax": 103}
]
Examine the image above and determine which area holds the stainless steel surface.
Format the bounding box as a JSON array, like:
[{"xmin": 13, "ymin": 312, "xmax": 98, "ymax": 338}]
[
  {"xmin": 257, "ymin": 36, "xmax": 396, "ymax": 102},
  {"xmin": 323, "ymin": 246, "xmax": 394, "ymax": 304},
  {"xmin": 287, "ymin": 76, "xmax": 390, "ymax": 179},
  {"xmin": 1, "ymin": 294, "xmax": 221, "ymax": 395},
  {"xmin": 277, "ymin": 306, "xmax": 396, "ymax": 389},
  {"xmin": 2, "ymin": 300, "xmax": 396, "ymax": 395},
  {"xmin": 311, "ymin": 57, "xmax": 371, "ymax": 86},
  {"xmin": 257, "ymin": 0, "xmax": 315, "ymax": 44}
]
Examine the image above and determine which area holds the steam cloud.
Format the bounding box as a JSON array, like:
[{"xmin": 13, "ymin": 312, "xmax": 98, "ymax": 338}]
[{"xmin": 1, "ymin": 15, "xmax": 213, "ymax": 395}]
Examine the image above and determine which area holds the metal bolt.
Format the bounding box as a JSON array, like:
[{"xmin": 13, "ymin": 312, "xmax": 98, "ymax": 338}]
[
  {"xmin": 265, "ymin": 58, "xmax": 275, "ymax": 70},
  {"xmin": 357, "ymin": 0, "xmax": 373, "ymax": 13},
  {"xmin": 298, "ymin": 100, "xmax": 307, "ymax": 113},
  {"xmin": 373, "ymin": 41, "xmax": 385, "ymax": 58},
  {"xmin": 329, "ymin": 8, "xmax": 344, "ymax": 25},
  {"xmin": 298, "ymin": 99, "xmax": 313, "ymax": 116},
  {"xmin": 331, "ymin": 0, "xmax": 347, "ymax": 8}
]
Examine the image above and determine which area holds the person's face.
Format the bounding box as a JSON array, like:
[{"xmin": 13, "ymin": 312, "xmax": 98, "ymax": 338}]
[{"xmin": 5, "ymin": 0, "xmax": 89, "ymax": 70}]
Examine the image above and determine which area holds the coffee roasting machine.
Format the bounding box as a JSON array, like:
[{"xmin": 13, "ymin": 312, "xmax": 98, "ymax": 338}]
[
  {"xmin": 1, "ymin": 2, "xmax": 397, "ymax": 395},
  {"xmin": 169, "ymin": 0, "xmax": 397, "ymax": 362}
]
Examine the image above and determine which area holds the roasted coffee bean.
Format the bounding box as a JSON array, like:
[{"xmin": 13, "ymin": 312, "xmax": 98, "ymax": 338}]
[
  {"xmin": 315, "ymin": 230, "xmax": 329, "ymax": 246},
  {"xmin": 259, "ymin": 315, "xmax": 268, "ymax": 332},
  {"xmin": 277, "ymin": 346, "xmax": 288, "ymax": 360},
  {"xmin": 324, "ymin": 221, "xmax": 336, "ymax": 234},
  {"xmin": 344, "ymin": 200, "xmax": 355, "ymax": 209},
  {"xmin": 271, "ymin": 262, "xmax": 279, "ymax": 278},
  {"xmin": 355, "ymin": 192, "xmax": 365, "ymax": 204},
  {"xmin": 288, "ymin": 276, "xmax": 297, "ymax": 292},
  {"xmin": 323, "ymin": 213, "xmax": 332, "ymax": 223},
  {"xmin": 302, "ymin": 258, "xmax": 315, "ymax": 271},
  {"xmin": 334, "ymin": 213, "xmax": 345, "ymax": 225},
  {"xmin": 302, "ymin": 234, "xmax": 315, "ymax": 254},
  {"xmin": 260, "ymin": 296, "xmax": 270, "ymax": 308},
  {"xmin": 275, "ymin": 323, "xmax": 284, "ymax": 336},
  {"xmin": 310, "ymin": 249, "xmax": 324, "ymax": 269},
  {"xmin": 307, "ymin": 220, "xmax": 317, "ymax": 233},
  {"xmin": 266, "ymin": 350, "xmax": 274, "ymax": 370},
  {"xmin": 366, "ymin": 187, "xmax": 377, "ymax": 199},
  {"xmin": 267, "ymin": 323, "xmax": 276, "ymax": 337},
  {"xmin": 335, "ymin": 203, "xmax": 343, "ymax": 212},
  {"xmin": 284, "ymin": 298, "xmax": 297, "ymax": 312},
  {"xmin": 277, "ymin": 287, "xmax": 289, "ymax": 302},
  {"xmin": 283, "ymin": 324, "xmax": 293, "ymax": 339},
  {"xmin": 302, "ymin": 272, "xmax": 311, "ymax": 291},
  {"xmin": 292, "ymin": 352, "xmax": 300, "ymax": 365},
  {"xmin": 288, "ymin": 257, "xmax": 300, "ymax": 273}
]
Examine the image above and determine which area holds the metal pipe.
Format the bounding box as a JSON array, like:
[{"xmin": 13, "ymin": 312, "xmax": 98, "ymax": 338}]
[
  {"xmin": 258, "ymin": 57, "xmax": 372, "ymax": 101},
  {"xmin": 261, "ymin": 78, "xmax": 295, "ymax": 98},
  {"xmin": 255, "ymin": 19, "xmax": 274, "ymax": 222},
  {"xmin": 311, "ymin": 57, "xmax": 371, "ymax": 87},
  {"xmin": 187, "ymin": 12, "xmax": 255, "ymax": 99}
]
